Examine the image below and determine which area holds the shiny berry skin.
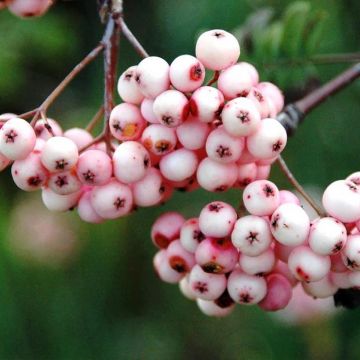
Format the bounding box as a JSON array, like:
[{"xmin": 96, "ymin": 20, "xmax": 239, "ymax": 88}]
[
  {"xmin": 341, "ymin": 234, "xmax": 360, "ymax": 270},
  {"xmin": 48, "ymin": 170, "xmax": 81, "ymax": 195},
  {"xmin": 154, "ymin": 250, "xmax": 184, "ymax": 284},
  {"xmin": 41, "ymin": 187, "xmax": 82, "ymax": 212},
  {"xmin": 8, "ymin": 0, "xmax": 53, "ymax": 18},
  {"xmin": 117, "ymin": 66, "xmax": 144, "ymax": 105},
  {"xmin": 176, "ymin": 116, "xmax": 210, "ymax": 150},
  {"xmin": 196, "ymin": 298, "xmax": 235, "ymax": 317},
  {"xmin": 179, "ymin": 218, "xmax": 205, "ymax": 253},
  {"xmin": 77, "ymin": 190, "xmax": 104, "ymax": 224},
  {"xmin": 166, "ymin": 240, "xmax": 196, "ymax": 274},
  {"xmin": 239, "ymin": 248, "xmax": 276, "ymax": 276},
  {"xmin": 141, "ymin": 124, "xmax": 177, "ymax": 156}
]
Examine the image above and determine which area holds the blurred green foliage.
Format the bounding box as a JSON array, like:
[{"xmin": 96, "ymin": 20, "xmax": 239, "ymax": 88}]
[{"xmin": 0, "ymin": 0, "xmax": 360, "ymax": 359}]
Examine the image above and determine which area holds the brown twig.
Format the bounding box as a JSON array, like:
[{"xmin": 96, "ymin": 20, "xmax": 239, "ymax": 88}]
[
  {"xmin": 207, "ymin": 71, "xmax": 220, "ymax": 86},
  {"xmin": 85, "ymin": 106, "xmax": 104, "ymax": 133},
  {"xmin": 277, "ymin": 155, "xmax": 325, "ymax": 217}
]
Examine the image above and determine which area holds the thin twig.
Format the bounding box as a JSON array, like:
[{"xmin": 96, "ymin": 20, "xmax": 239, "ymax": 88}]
[
  {"xmin": 277, "ymin": 155, "xmax": 325, "ymax": 217},
  {"xmin": 17, "ymin": 109, "xmax": 38, "ymax": 119},
  {"xmin": 207, "ymin": 71, "xmax": 220, "ymax": 86},
  {"xmin": 85, "ymin": 106, "xmax": 104, "ymax": 133},
  {"xmin": 117, "ymin": 17, "xmax": 149, "ymax": 58},
  {"xmin": 79, "ymin": 133, "xmax": 105, "ymax": 153}
]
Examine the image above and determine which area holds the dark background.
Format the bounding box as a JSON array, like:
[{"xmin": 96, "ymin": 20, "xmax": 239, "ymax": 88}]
[{"xmin": 0, "ymin": 0, "xmax": 360, "ymax": 358}]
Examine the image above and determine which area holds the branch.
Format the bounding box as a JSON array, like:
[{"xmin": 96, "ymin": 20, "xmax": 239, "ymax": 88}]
[
  {"xmin": 207, "ymin": 71, "xmax": 220, "ymax": 86},
  {"xmin": 277, "ymin": 155, "xmax": 326, "ymax": 217},
  {"xmin": 277, "ymin": 63, "xmax": 360, "ymax": 135},
  {"xmin": 85, "ymin": 106, "xmax": 104, "ymax": 133}
]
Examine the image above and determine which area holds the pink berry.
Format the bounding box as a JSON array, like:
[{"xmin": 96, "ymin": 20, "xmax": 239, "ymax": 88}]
[
  {"xmin": 176, "ymin": 116, "xmax": 210, "ymax": 150},
  {"xmin": 189, "ymin": 86, "xmax": 224, "ymax": 123},
  {"xmin": 76, "ymin": 149, "xmax": 112, "ymax": 186},
  {"xmin": 247, "ymin": 118, "xmax": 287, "ymax": 159},
  {"xmin": 48, "ymin": 170, "xmax": 81, "ymax": 195},
  {"xmin": 227, "ymin": 269, "xmax": 267, "ymax": 305},
  {"xmin": 169, "ymin": 55, "xmax": 205, "ymax": 92},
  {"xmin": 196, "ymin": 298, "xmax": 235, "ymax": 317},
  {"xmin": 308, "ymin": 217, "xmax": 347, "ymax": 256},
  {"xmin": 346, "ymin": 171, "xmax": 360, "ymax": 186},
  {"xmin": 8, "ymin": 0, "xmax": 53, "ymax": 17},
  {"xmin": 179, "ymin": 218, "xmax": 205, "ymax": 253},
  {"xmin": 341, "ymin": 234, "xmax": 360, "ymax": 270},
  {"xmin": 189, "ymin": 265, "xmax": 227, "ymax": 300},
  {"xmin": 270, "ymin": 203, "xmax": 310, "ymax": 246},
  {"xmin": 256, "ymin": 82, "xmax": 284, "ymax": 113},
  {"xmin": 91, "ymin": 179, "xmax": 133, "ymax": 219},
  {"xmin": 41, "ymin": 136, "xmax": 78, "ymax": 172},
  {"xmin": 77, "ymin": 190, "xmax": 104, "ymax": 224},
  {"xmin": 197, "ymin": 157, "xmax": 237, "ymax": 192},
  {"xmin": 141, "ymin": 124, "xmax": 177, "ymax": 156},
  {"xmin": 237, "ymin": 163, "xmax": 257, "ymax": 188},
  {"xmin": 217, "ymin": 63, "xmax": 254, "ymax": 99},
  {"xmin": 195, "ymin": 238, "xmax": 239, "ymax": 274},
  {"xmin": 231, "ymin": 215, "xmax": 272, "ymax": 256},
  {"xmin": 140, "ymin": 98, "xmax": 159, "ymax": 124},
  {"xmin": 243, "ymin": 180, "xmax": 280, "ymax": 216},
  {"xmin": 331, "ymin": 252, "xmax": 348, "ymax": 273},
  {"xmin": 117, "ymin": 66, "xmax": 144, "ymax": 105},
  {"xmin": 288, "ymin": 246, "xmax": 331, "ymax": 282},
  {"xmin": 205, "ymin": 126, "xmax": 245, "ymax": 163},
  {"xmin": 34, "ymin": 118, "xmax": 63, "ymax": 140},
  {"xmin": 113, "ymin": 141, "xmax": 150, "ymax": 184},
  {"xmin": 279, "ymin": 190, "xmax": 301, "ymax": 205},
  {"xmin": 221, "ymin": 97, "xmax": 261, "ymax": 137},
  {"xmin": 255, "ymin": 164, "xmax": 271, "ymax": 181},
  {"xmin": 302, "ymin": 275, "xmax": 338, "ymax": 298},
  {"xmin": 0, "ymin": 152, "xmax": 10, "ymax": 171},
  {"xmin": 273, "ymin": 261, "xmax": 298, "ymax": 287},
  {"xmin": 153, "ymin": 90, "xmax": 189, "ymax": 128},
  {"xmin": 246, "ymin": 87, "xmax": 270, "ymax": 118},
  {"xmin": 258, "ymin": 274, "xmax": 292, "ymax": 311},
  {"xmin": 109, "ymin": 103, "xmax": 146, "ymax": 141},
  {"xmin": 151, "ymin": 212, "xmax": 185, "ymax": 249},
  {"xmin": 64, "ymin": 128, "xmax": 93, "ymax": 150},
  {"xmin": 11, "ymin": 152, "xmax": 48, "ymax": 191},
  {"xmin": 41, "ymin": 187, "xmax": 82, "ymax": 212},
  {"xmin": 198, "ymin": 201, "xmax": 237, "ymax": 238},
  {"xmin": 195, "ymin": 29, "xmax": 240, "ymax": 71},
  {"xmin": 179, "ymin": 275, "xmax": 196, "ymax": 300},
  {"xmin": 274, "ymin": 242, "xmax": 297, "ymax": 263},
  {"xmin": 136, "ymin": 56, "xmax": 170, "ymax": 99},
  {"xmin": 154, "ymin": 250, "xmax": 184, "ymax": 284},
  {"xmin": 322, "ymin": 180, "xmax": 360, "ymax": 223},
  {"xmin": 330, "ymin": 271, "xmax": 352, "ymax": 289},
  {"xmin": 0, "ymin": 117, "xmax": 36, "ymax": 160},
  {"xmin": 159, "ymin": 148, "xmax": 198, "ymax": 182},
  {"xmin": 166, "ymin": 240, "xmax": 196, "ymax": 274},
  {"xmin": 239, "ymin": 248, "xmax": 276, "ymax": 276}
]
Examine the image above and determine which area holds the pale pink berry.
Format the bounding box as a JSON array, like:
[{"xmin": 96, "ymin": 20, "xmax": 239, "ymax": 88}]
[
  {"xmin": 270, "ymin": 203, "xmax": 310, "ymax": 246},
  {"xmin": 322, "ymin": 180, "xmax": 360, "ymax": 223},
  {"xmin": 237, "ymin": 146, "xmax": 258, "ymax": 165},
  {"xmin": 189, "ymin": 86, "xmax": 224, "ymax": 123},
  {"xmin": 247, "ymin": 118, "xmax": 287, "ymax": 159},
  {"xmin": 141, "ymin": 124, "xmax": 177, "ymax": 156},
  {"xmin": 0, "ymin": 152, "xmax": 10, "ymax": 171},
  {"xmin": 288, "ymin": 246, "xmax": 331, "ymax": 282},
  {"xmin": 198, "ymin": 201, "xmax": 237, "ymax": 238},
  {"xmin": 176, "ymin": 116, "xmax": 210, "ymax": 150},
  {"xmin": 90, "ymin": 179, "xmax": 133, "ymax": 219},
  {"xmin": 63, "ymin": 128, "xmax": 94, "ymax": 150},
  {"xmin": 279, "ymin": 190, "xmax": 301, "ymax": 205},
  {"xmin": 308, "ymin": 217, "xmax": 347, "ymax": 256},
  {"xmin": 154, "ymin": 250, "xmax": 184, "ymax": 284},
  {"xmin": 76, "ymin": 149, "xmax": 112, "ymax": 186},
  {"xmin": 302, "ymin": 275, "xmax": 338, "ymax": 298},
  {"xmin": 109, "ymin": 103, "xmax": 146, "ymax": 141},
  {"xmin": 196, "ymin": 298, "xmax": 235, "ymax": 317},
  {"xmin": 41, "ymin": 187, "xmax": 82, "ymax": 212},
  {"xmin": 11, "ymin": 152, "xmax": 48, "ymax": 191},
  {"xmin": 239, "ymin": 62, "xmax": 259, "ymax": 85},
  {"xmin": 197, "ymin": 157, "xmax": 237, "ymax": 192},
  {"xmin": 341, "ymin": 234, "xmax": 360, "ymax": 270},
  {"xmin": 246, "ymin": 87, "xmax": 270, "ymax": 118},
  {"xmin": 227, "ymin": 269, "xmax": 267, "ymax": 305},
  {"xmin": 195, "ymin": 238, "xmax": 238, "ymax": 274},
  {"xmin": 331, "ymin": 252, "xmax": 348, "ymax": 273},
  {"xmin": 258, "ymin": 274, "xmax": 292, "ymax": 311},
  {"xmin": 239, "ymin": 248, "xmax": 276, "ymax": 276},
  {"xmin": 205, "ymin": 126, "xmax": 244, "ymax": 164},
  {"xmin": 179, "ymin": 275, "xmax": 196, "ymax": 300},
  {"xmin": 237, "ymin": 163, "xmax": 257, "ymax": 188},
  {"xmin": 273, "ymin": 261, "xmax": 298, "ymax": 287},
  {"xmin": 136, "ymin": 56, "xmax": 170, "ymax": 99},
  {"xmin": 217, "ymin": 63, "xmax": 254, "ymax": 99},
  {"xmin": 48, "ymin": 170, "xmax": 81, "ymax": 195},
  {"xmin": 243, "ymin": 180, "xmax": 280, "ymax": 216},
  {"xmin": 153, "ymin": 90, "xmax": 189, "ymax": 127},
  {"xmin": 132, "ymin": 167, "xmax": 167, "ymax": 207},
  {"xmin": 113, "ymin": 141, "xmax": 150, "ymax": 184},
  {"xmin": 34, "ymin": 118, "xmax": 63, "ymax": 140},
  {"xmin": 231, "ymin": 215, "xmax": 272, "ymax": 256},
  {"xmin": 159, "ymin": 148, "xmax": 198, "ymax": 182},
  {"xmin": 169, "ymin": 55, "xmax": 205, "ymax": 92},
  {"xmin": 274, "ymin": 242, "xmax": 297, "ymax": 263},
  {"xmin": 330, "ymin": 271, "xmax": 352, "ymax": 289},
  {"xmin": 77, "ymin": 190, "xmax": 104, "ymax": 224},
  {"xmin": 179, "ymin": 218, "xmax": 205, "ymax": 253},
  {"xmin": 221, "ymin": 97, "xmax": 261, "ymax": 137},
  {"xmin": 346, "ymin": 171, "xmax": 360, "ymax": 186},
  {"xmin": 0, "ymin": 113, "xmax": 16, "ymax": 123},
  {"xmin": 166, "ymin": 240, "xmax": 196, "ymax": 274},
  {"xmin": 41, "ymin": 136, "xmax": 78, "ymax": 172},
  {"xmin": 151, "ymin": 212, "xmax": 185, "ymax": 249},
  {"xmin": 8, "ymin": 0, "xmax": 52, "ymax": 17},
  {"xmin": 348, "ymin": 271, "xmax": 360, "ymax": 288},
  {"xmin": 117, "ymin": 66, "xmax": 144, "ymax": 105},
  {"xmin": 256, "ymin": 164, "xmax": 271, "ymax": 181},
  {"xmin": 189, "ymin": 264, "xmax": 227, "ymax": 300},
  {"xmin": 195, "ymin": 29, "xmax": 240, "ymax": 71},
  {"xmin": 0, "ymin": 117, "xmax": 36, "ymax": 160},
  {"xmin": 140, "ymin": 98, "xmax": 159, "ymax": 124},
  {"xmin": 257, "ymin": 82, "xmax": 284, "ymax": 113}
]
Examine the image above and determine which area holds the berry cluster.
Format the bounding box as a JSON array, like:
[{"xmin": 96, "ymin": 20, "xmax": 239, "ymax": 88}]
[
  {"xmin": 152, "ymin": 176, "xmax": 360, "ymax": 317},
  {"xmin": 0, "ymin": 0, "xmax": 53, "ymax": 17},
  {"xmin": 0, "ymin": 29, "xmax": 286, "ymax": 224}
]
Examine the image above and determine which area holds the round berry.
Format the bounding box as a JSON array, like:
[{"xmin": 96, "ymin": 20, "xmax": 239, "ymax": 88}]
[{"xmin": 117, "ymin": 66, "xmax": 144, "ymax": 105}]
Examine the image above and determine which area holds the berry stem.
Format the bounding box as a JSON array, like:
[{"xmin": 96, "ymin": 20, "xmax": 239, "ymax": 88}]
[
  {"xmin": 277, "ymin": 155, "xmax": 326, "ymax": 217},
  {"xmin": 85, "ymin": 106, "xmax": 105, "ymax": 133},
  {"xmin": 207, "ymin": 71, "xmax": 220, "ymax": 86}
]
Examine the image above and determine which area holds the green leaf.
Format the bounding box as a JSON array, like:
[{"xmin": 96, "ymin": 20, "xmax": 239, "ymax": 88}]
[{"xmin": 304, "ymin": 10, "xmax": 328, "ymax": 55}]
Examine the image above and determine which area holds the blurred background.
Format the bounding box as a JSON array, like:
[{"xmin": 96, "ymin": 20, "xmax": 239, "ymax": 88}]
[{"xmin": 0, "ymin": 0, "xmax": 360, "ymax": 358}]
